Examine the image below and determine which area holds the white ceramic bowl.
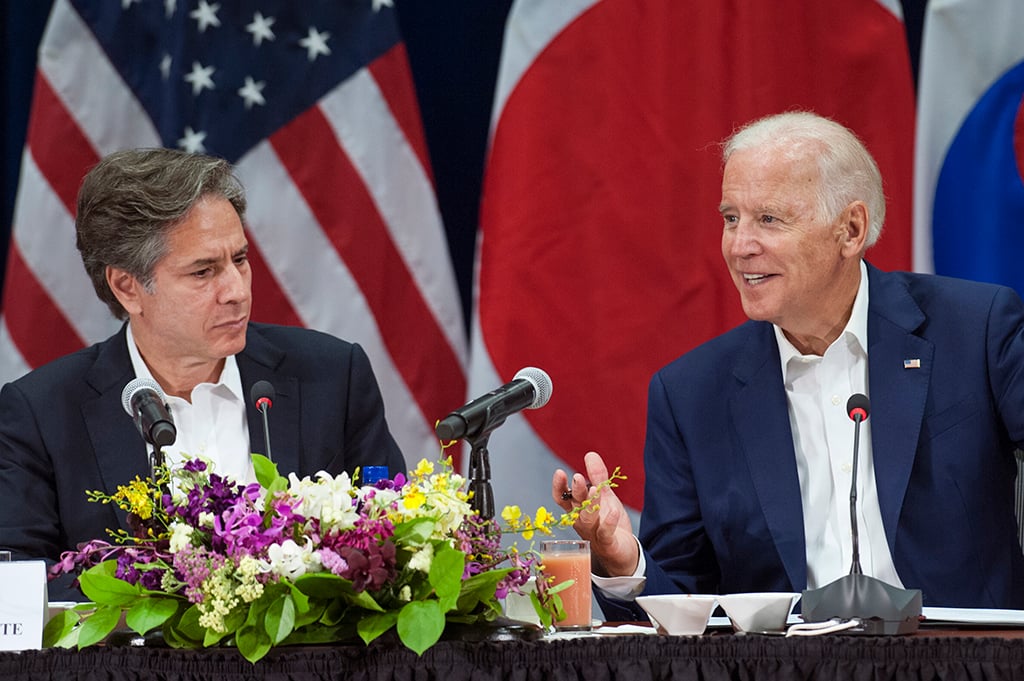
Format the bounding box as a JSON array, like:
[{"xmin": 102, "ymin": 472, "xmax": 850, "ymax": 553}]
[
  {"xmin": 636, "ymin": 594, "xmax": 718, "ymax": 635},
  {"xmin": 716, "ymin": 592, "xmax": 801, "ymax": 634}
]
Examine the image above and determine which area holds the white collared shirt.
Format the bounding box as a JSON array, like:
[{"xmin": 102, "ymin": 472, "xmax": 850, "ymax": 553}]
[
  {"xmin": 126, "ymin": 324, "xmax": 254, "ymax": 485},
  {"xmin": 596, "ymin": 260, "xmax": 902, "ymax": 598},
  {"xmin": 775, "ymin": 260, "xmax": 902, "ymax": 589}
]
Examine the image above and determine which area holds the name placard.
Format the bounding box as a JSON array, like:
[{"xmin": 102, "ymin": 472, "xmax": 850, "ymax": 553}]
[{"xmin": 0, "ymin": 561, "xmax": 47, "ymax": 651}]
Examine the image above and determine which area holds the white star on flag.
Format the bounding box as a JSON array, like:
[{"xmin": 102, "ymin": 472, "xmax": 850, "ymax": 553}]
[
  {"xmin": 246, "ymin": 12, "xmax": 275, "ymax": 47},
  {"xmin": 238, "ymin": 76, "xmax": 266, "ymax": 109},
  {"xmin": 183, "ymin": 61, "xmax": 215, "ymax": 96},
  {"xmin": 176, "ymin": 126, "xmax": 207, "ymax": 153},
  {"xmin": 190, "ymin": 0, "xmax": 221, "ymax": 33},
  {"xmin": 299, "ymin": 27, "xmax": 331, "ymax": 62}
]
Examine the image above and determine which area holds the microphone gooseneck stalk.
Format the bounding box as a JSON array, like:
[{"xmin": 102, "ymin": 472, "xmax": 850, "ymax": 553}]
[
  {"xmin": 250, "ymin": 380, "xmax": 276, "ymax": 463},
  {"xmin": 800, "ymin": 392, "xmax": 921, "ymax": 635},
  {"xmin": 849, "ymin": 412, "xmax": 864, "ymax": 575},
  {"xmin": 845, "ymin": 393, "xmax": 870, "ymax": 576}
]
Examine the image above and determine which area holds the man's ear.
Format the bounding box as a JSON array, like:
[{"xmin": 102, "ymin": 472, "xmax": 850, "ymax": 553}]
[
  {"xmin": 838, "ymin": 201, "xmax": 869, "ymax": 257},
  {"xmin": 106, "ymin": 266, "xmax": 144, "ymax": 316}
]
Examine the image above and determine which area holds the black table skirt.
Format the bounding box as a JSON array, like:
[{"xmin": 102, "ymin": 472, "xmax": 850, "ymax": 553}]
[{"xmin": 4, "ymin": 634, "xmax": 1024, "ymax": 681}]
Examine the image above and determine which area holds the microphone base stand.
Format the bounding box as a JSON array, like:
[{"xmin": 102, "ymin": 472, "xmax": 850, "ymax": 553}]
[
  {"xmin": 802, "ymin": 573, "xmax": 922, "ymax": 635},
  {"xmin": 466, "ymin": 434, "xmax": 495, "ymax": 520}
]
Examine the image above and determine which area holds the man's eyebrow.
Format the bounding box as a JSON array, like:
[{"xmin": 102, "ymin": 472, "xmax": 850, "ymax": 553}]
[{"xmin": 183, "ymin": 244, "xmax": 249, "ymax": 269}]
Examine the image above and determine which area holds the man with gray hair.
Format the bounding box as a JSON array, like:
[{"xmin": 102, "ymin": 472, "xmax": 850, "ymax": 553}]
[
  {"xmin": 554, "ymin": 111, "xmax": 1024, "ymax": 616},
  {"xmin": 0, "ymin": 148, "xmax": 405, "ymax": 601}
]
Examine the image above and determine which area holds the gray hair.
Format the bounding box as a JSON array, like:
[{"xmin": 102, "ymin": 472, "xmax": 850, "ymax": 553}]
[
  {"xmin": 75, "ymin": 148, "xmax": 246, "ymax": 320},
  {"xmin": 722, "ymin": 111, "xmax": 885, "ymax": 247}
]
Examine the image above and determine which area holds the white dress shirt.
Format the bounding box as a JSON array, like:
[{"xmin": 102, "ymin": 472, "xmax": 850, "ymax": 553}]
[
  {"xmin": 126, "ymin": 324, "xmax": 254, "ymax": 485},
  {"xmin": 775, "ymin": 260, "xmax": 902, "ymax": 589},
  {"xmin": 596, "ymin": 260, "xmax": 902, "ymax": 598}
]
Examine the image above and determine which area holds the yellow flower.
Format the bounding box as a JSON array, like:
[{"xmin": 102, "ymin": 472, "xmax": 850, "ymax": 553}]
[
  {"xmin": 533, "ymin": 506, "xmax": 556, "ymax": 535},
  {"xmin": 111, "ymin": 477, "xmax": 156, "ymax": 519},
  {"xmin": 404, "ymin": 488, "xmax": 426, "ymax": 510},
  {"xmin": 414, "ymin": 459, "xmax": 435, "ymax": 477},
  {"xmin": 501, "ymin": 505, "xmax": 523, "ymax": 526}
]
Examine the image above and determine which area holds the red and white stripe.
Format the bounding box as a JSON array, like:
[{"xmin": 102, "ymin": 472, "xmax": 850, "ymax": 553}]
[{"xmin": 2, "ymin": 0, "xmax": 466, "ymax": 463}]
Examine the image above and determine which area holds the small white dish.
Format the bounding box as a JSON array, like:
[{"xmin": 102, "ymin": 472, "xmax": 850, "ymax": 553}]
[
  {"xmin": 636, "ymin": 594, "xmax": 718, "ymax": 635},
  {"xmin": 717, "ymin": 592, "xmax": 801, "ymax": 634}
]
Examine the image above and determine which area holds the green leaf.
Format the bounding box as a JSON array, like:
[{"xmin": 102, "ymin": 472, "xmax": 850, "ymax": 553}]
[
  {"xmin": 530, "ymin": 590, "xmax": 554, "ymax": 629},
  {"xmin": 455, "ymin": 568, "xmax": 512, "ymax": 614},
  {"xmin": 78, "ymin": 563, "xmax": 143, "ymax": 607},
  {"xmin": 236, "ymin": 623, "xmax": 273, "ymax": 664},
  {"xmin": 397, "ymin": 600, "xmax": 444, "ymax": 655},
  {"xmin": 429, "ymin": 545, "xmax": 465, "ymax": 612},
  {"xmin": 172, "ymin": 604, "xmax": 206, "ymax": 644},
  {"xmin": 293, "ymin": 573, "xmax": 384, "ymax": 612},
  {"xmin": 76, "ymin": 604, "xmax": 123, "ymax": 648},
  {"xmin": 125, "ymin": 597, "xmax": 180, "ymax": 635},
  {"xmin": 283, "ymin": 622, "xmax": 354, "ymax": 645},
  {"xmin": 293, "ymin": 572, "xmax": 351, "ymax": 598},
  {"xmin": 251, "ymin": 453, "xmax": 281, "ymax": 489},
  {"xmin": 284, "ymin": 579, "xmax": 311, "ymax": 615},
  {"xmin": 356, "ymin": 610, "xmax": 398, "ymax": 645},
  {"xmin": 293, "ymin": 599, "xmax": 325, "ymax": 628},
  {"xmin": 392, "ymin": 517, "xmax": 438, "ymax": 545},
  {"xmin": 203, "ymin": 625, "xmax": 230, "ymax": 648},
  {"xmin": 264, "ymin": 593, "xmax": 296, "ymax": 645},
  {"xmin": 42, "ymin": 609, "xmax": 80, "ymax": 648},
  {"xmin": 221, "ymin": 604, "xmax": 248, "ymax": 635}
]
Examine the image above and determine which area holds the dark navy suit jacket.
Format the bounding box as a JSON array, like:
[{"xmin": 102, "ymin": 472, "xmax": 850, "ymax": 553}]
[
  {"xmin": 0, "ymin": 322, "xmax": 405, "ymax": 601},
  {"xmin": 602, "ymin": 263, "xmax": 1024, "ymax": 620}
]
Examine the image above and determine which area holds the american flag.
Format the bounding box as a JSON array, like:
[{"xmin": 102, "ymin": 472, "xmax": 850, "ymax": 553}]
[{"xmin": 2, "ymin": 0, "xmax": 467, "ymax": 463}]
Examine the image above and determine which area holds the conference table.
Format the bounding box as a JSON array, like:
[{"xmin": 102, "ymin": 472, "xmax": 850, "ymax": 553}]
[{"xmin": 3, "ymin": 622, "xmax": 1024, "ymax": 681}]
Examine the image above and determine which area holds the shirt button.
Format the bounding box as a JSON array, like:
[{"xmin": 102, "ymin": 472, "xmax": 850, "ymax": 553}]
[
  {"xmin": 831, "ymin": 395, "xmax": 840, "ymax": 406},
  {"xmin": 841, "ymin": 463, "xmax": 852, "ymax": 474}
]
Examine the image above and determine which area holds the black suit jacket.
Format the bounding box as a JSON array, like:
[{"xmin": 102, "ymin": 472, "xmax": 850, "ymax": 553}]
[{"xmin": 0, "ymin": 322, "xmax": 405, "ymax": 600}]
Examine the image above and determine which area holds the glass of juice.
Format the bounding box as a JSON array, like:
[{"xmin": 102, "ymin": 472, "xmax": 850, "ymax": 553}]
[{"xmin": 540, "ymin": 539, "xmax": 592, "ymax": 631}]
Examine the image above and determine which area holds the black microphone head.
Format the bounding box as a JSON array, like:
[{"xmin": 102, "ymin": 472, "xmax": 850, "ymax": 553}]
[
  {"xmin": 513, "ymin": 367, "xmax": 553, "ymax": 409},
  {"xmin": 250, "ymin": 380, "xmax": 275, "ymax": 408},
  {"xmin": 121, "ymin": 377, "xmax": 166, "ymax": 415},
  {"xmin": 846, "ymin": 393, "xmax": 870, "ymax": 421}
]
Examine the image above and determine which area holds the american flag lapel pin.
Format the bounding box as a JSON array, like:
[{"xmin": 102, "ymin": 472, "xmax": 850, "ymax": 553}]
[{"xmin": 903, "ymin": 358, "xmax": 921, "ymax": 369}]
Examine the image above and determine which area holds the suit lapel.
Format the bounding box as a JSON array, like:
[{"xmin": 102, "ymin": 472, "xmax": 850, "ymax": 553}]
[
  {"xmin": 864, "ymin": 264, "xmax": 931, "ymax": 548},
  {"xmin": 82, "ymin": 325, "xmax": 150, "ymax": 533},
  {"xmin": 730, "ymin": 323, "xmax": 807, "ymax": 591},
  {"xmin": 237, "ymin": 326, "xmax": 301, "ymax": 476}
]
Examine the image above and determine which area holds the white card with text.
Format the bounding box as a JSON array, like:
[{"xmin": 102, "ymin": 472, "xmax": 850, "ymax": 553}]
[{"xmin": 0, "ymin": 561, "xmax": 47, "ymax": 651}]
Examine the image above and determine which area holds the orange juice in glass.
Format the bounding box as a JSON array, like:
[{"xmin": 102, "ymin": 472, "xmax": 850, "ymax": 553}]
[{"xmin": 540, "ymin": 539, "xmax": 592, "ymax": 630}]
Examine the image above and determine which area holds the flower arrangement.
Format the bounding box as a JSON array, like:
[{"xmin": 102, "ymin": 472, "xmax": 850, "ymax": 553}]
[{"xmin": 44, "ymin": 453, "xmax": 622, "ymax": 662}]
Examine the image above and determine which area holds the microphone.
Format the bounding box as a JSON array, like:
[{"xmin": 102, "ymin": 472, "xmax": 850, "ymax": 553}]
[
  {"xmin": 801, "ymin": 392, "xmax": 922, "ymax": 635},
  {"xmin": 435, "ymin": 367, "xmax": 552, "ymax": 441},
  {"xmin": 250, "ymin": 380, "xmax": 275, "ymax": 462},
  {"xmin": 845, "ymin": 393, "xmax": 869, "ymax": 576},
  {"xmin": 121, "ymin": 378, "xmax": 176, "ymax": 448}
]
